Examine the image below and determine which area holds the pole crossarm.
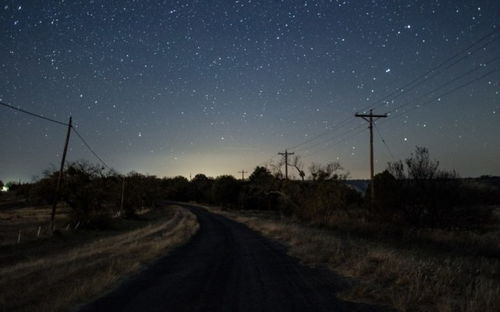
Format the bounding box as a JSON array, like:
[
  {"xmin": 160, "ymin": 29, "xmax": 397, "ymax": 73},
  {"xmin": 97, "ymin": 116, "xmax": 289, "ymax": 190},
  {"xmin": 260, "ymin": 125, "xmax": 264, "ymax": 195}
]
[
  {"xmin": 238, "ymin": 170, "xmax": 248, "ymax": 180},
  {"xmin": 355, "ymin": 113, "xmax": 388, "ymax": 120}
]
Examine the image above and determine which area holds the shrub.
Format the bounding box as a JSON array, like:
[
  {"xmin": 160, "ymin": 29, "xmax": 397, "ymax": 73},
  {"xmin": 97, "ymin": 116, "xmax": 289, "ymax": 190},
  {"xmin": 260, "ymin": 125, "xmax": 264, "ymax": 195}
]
[
  {"xmin": 377, "ymin": 147, "xmax": 494, "ymax": 229},
  {"xmin": 212, "ymin": 175, "xmax": 240, "ymax": 208},
  {"xmin": 189, "ymin": 174, "xmax": 214, "ymax": 203}
]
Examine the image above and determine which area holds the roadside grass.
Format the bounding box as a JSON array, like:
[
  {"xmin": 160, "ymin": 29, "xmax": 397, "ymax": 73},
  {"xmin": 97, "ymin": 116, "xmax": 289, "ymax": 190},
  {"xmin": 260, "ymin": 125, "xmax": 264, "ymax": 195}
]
[
  {"xmin": 0, "ymin": 205, "xmax": 199, "ymax": 312},
  {"xmin": 209, "ymin": 207, "xmax": 500, "ymax": 312},
  {"xmin": 0, "ymin": 200, "xmax": 72, "ymax": 246}
]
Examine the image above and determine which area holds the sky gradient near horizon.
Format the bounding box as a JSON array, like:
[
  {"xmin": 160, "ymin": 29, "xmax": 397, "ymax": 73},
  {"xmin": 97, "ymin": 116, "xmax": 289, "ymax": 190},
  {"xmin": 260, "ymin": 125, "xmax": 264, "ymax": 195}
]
[{"xmin": 1, "ymin": 0, "xmax": 499, "ymax": 182}]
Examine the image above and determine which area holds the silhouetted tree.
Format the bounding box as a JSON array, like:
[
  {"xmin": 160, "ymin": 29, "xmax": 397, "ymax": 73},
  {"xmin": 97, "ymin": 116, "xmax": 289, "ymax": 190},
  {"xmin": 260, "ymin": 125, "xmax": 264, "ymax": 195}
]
[
  {"xmin": 121, "ymin": 172, "xmax": 161, "ymax": 217},
  {"xmin": 309, "ymin": 162, "xmax": 346, "ymax": 181},
  {"xmin": 372, "ymin": 170, "xmax": 403, "ymax": 222},
  {"xmin": 383, "ymin": 146, "xmax": 493, "ymax": 229},
  {"xmin": 267, "ymin": 159, "xmax": 284, "ymax": 179},
  {"xmin": 291, "ymin": 156, "xmax": 305, "ymax": 181},
  {"xmin": 212, "ymin": 175, "xmax": 240, "ymax": 207},
  {"xmin": 163, "ymin": 176, "xmax": 190, "ymax": 201},
  {"xmin": 189, "ymin": 174, "xmax": 214, "ymax": 203},
  {"xmin": 31, "ymin": 173, "xmax": 58, "ymax": 204},
  {"xmin": 249, "ymin": 166, "xmax": 274, "ymax": 186},
  {"xmin": 60, "ymin": 161, "xmax": 113, "ymax": 222}
]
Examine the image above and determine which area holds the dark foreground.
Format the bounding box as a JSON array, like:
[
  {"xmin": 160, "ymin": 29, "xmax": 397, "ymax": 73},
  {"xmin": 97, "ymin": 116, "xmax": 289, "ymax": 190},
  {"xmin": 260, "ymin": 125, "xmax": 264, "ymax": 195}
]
[{"xmin": 80, "ymin": 204, "xmax": 387, "ymax": 312}]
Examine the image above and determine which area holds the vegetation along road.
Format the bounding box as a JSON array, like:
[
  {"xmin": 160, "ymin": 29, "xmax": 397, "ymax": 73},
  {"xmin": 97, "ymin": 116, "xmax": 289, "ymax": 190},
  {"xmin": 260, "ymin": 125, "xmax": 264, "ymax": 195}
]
[{"xmin": 81, "ymin": 203, "xmax": 388, "ymax": 312}]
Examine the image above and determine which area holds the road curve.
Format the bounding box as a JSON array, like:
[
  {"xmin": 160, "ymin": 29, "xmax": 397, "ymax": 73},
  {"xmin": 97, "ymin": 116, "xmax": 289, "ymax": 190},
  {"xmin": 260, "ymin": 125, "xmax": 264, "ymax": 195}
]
[{"xmin": 80, "ymin": 204, "xmax": 387, "ymax": 312}]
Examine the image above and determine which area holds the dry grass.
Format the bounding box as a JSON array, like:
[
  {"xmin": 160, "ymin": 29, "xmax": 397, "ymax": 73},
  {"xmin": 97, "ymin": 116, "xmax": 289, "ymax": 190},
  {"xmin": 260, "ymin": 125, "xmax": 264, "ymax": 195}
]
[
  {"xmin": 210, "ymin": 207, "xmax": 500, "ymax": 312},
  {"xmin": 0, "ymin": 205, "xmax": 199, "ymax": 312},
  {"xmin": 0, "ymin": 202, "xmax": 72, "ymax": 246}
]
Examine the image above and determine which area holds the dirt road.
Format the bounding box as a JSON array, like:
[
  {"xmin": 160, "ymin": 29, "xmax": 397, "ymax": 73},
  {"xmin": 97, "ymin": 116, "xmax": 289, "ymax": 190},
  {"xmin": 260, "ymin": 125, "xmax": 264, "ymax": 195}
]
[{"xmin": 80, "ymin": 204, "xmax": 386, "ymax": 312}]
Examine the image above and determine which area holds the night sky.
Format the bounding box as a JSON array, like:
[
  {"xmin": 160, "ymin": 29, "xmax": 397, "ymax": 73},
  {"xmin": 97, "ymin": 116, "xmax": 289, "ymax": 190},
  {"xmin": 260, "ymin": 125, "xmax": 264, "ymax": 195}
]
[{"xmin": 1, "ymin": 0, "xmax": 499, "ymax": 182}]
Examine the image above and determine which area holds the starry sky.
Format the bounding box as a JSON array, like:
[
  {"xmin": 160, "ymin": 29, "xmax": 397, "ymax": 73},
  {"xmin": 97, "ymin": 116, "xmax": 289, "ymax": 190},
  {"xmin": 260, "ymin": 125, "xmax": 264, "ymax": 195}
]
[{"xmin": 1, "ymin": 0, "xmax": 499, "ymax": 182}]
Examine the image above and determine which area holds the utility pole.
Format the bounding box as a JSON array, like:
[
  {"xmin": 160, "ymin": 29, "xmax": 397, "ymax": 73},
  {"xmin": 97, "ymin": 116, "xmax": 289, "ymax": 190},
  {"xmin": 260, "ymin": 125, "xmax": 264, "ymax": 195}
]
[
  {"xmin": 119, "ymin": 176, "xmax": 126, "ymax": 216},
  {"xmin": 355, "ymin": 109, "xmax": 387, "ymax": 205},
  {"xmin": 278, "ymin": 149, "xmax": 294, "ymax": 180},
  {"xmin": 50, "ymin": 116, "xmax": 72, "ymax": 232},
  {"xmin": 238, "ymin": 170, "xmax": 247, "ymax": 180}
]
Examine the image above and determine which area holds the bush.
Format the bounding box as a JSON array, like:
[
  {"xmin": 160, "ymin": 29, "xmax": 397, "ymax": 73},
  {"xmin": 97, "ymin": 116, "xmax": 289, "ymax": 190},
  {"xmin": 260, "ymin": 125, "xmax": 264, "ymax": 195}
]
[
  {"xmin": 26, "ymin": 161, "xmax": 168, "ymax": 224},
  {"xmin": 212, "ymin": 175, "xmax": 240, "ymax": 208},
  {"xmin": 162, "ymin": 176, "xmax": 190, "ymax": 201},
  {"xmin": 189, "ymin": 174, "xmax": 214, "ymax": 203},
  {"xmin": 294, "ymin": 180, "xmax": 362, "ymax": 224},
  {"xmin": 375, "ymin": 147, "xmax": 495, "ymax": 229}
]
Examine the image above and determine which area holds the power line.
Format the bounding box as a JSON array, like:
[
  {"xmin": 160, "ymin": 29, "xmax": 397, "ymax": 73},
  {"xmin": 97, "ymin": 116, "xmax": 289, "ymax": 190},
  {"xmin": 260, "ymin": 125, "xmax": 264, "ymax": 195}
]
[
  {"xmin": 258, "ymin": 153, "xmax": 279, "ymax": 167},
  {"xmin": 385, "ymin": 68, "xmax": 499, "ymax": 122},
  {"xmin": 374, "ymin": 123, "xmax": 395, "ymax": 161},
  {"xmin": 71, "ymin": 127, "xmax": 111, "ymax": 170},
  {"xmin": 1, "ymin": 100, "xmax": 113, "ymax": 170},
  {"xmin": 0, "ymin": 101, "xmax": 69, "ymax": 127},
  {"xmin": 284, "ymin": 27, "xmax": 500, "ymax": 152},
  {"xmin": 300, "ymin": 123, "xmax": 365, "ymax": 153},
  {"xmin": 387, "ymin": 56, "xmax": 500, "ymax": 115},
  {"xmin": 369, "ymin": 68, "xmax": 499, "ymax": 167},
  {"xmin": 293, "ymin": 50, "xmax": 500, "ymax": 156},
  {"xmin": 2, "ymin": 100, "xmax": 117, "ymax": 228},
  {"xmin": 287, "ymin": 115, "xmax": 355, "ymax": 151},
  {"xmin": 302, "ymin": 124, "xmax": 367, "ymax": 159},
  {"xmin": 359, "ymin": 30, "xmax": 500, "ymax": 113},
  {"xmin": 301, "ymin": 67, "xmax": 498, "ymax": 160}
]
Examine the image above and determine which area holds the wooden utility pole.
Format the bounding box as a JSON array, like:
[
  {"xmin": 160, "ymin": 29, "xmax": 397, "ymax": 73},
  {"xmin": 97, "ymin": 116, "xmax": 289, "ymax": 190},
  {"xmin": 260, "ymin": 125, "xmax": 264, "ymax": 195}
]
[
  {"xmin": 278, "ymin": 149, "xmax": 294, "ymax": 180},
  {"xmin": 238, "ymin": 170, "xmax": 247, "ymax": 180},
  {"xmin": 50, "ymin": 116, "xmax": 72, "ymax": 231},
  {"xmin": 119, "ymin": 177, "xmax": 126, "ymax": 216},
  {"xmin": 355, "ymin": 109, "xmax": 387, "ymax": 205}
]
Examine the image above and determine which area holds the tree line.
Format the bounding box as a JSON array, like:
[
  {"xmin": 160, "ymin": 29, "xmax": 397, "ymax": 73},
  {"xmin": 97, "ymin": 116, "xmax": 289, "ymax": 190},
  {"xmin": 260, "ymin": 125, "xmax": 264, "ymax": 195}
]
[{"xmin": 3, "ymin": 146, "xmax": 499, "ymax": 230}]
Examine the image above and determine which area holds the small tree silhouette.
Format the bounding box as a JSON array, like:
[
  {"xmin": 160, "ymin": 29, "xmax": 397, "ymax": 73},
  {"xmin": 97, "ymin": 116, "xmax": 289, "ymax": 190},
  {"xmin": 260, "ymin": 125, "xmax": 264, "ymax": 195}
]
[
  {"xmin": 291, "ymin": 156, "xmax": 305, "ymax": 181},
  {"xmin": 308, "ymin": 162, "xmax": 346, "ymax": 181},
  {"xmin": 212, "ymin": 175, "xmax": 240, "ymax": 207},
  {"xmin": 249, "ymin": 166, "xmax": 274, "ymax": 185},
  {"xmin": 381, "ymin": 146, "xmax": 492, "ymax": 229}
]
